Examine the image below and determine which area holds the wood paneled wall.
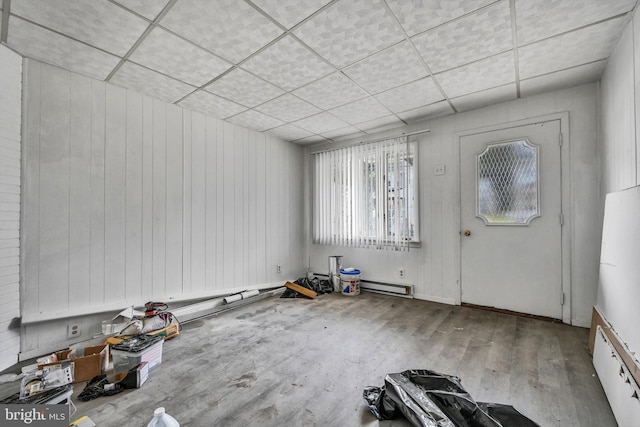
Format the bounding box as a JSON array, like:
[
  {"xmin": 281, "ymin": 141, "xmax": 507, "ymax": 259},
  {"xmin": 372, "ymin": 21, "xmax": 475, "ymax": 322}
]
[
  {"xmin": 0, "ymin": 45, "xmax": 22, "ymax": 371},
  {"xmin": 21, "ymin": 60, "xmax": 303, "ymax": 324}
]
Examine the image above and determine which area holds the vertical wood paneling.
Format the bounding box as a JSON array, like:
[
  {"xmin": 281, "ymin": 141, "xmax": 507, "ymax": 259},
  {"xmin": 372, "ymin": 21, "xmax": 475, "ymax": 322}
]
[
  {"xmin": 39, "ymin": 65, "xmax": 70, "ymax": 311},
  {"xmin": 165, "ymin": 105, "xmax": 183, "ymax": 295},
  {"xmin": 1, "ymin": 45, "xmax": 22, "ymax": 371},
  {"xmin": 248, "ymin": 131, "xmax": 258, "ymax": 285},
  {"xmin": 104, "ymin": 85, "xmax": 127, "ymax": 300},
  {"xmin": 125, "ymin": 92, "xmax": 143, "ymax": 300},
  {"xmin": 223, "ymin": 122, "xmax": 235, "ymax": 288},
  {"xmin": 182, "ymin": 110, "xmax": 192, "ymax": 295},
  {"xmin": 256, "ymin": 133, "xmax": 267, "ymax": 282},
  {"xmin": 90, "ymin": 80, "xmax": 106, "ymax": 306},
  {"xmin": 191, "ymin": 113, "xmax": 206, "ymax": 293},
  {"xmin": 141, "ymin": 96, "xmax": 154, "ymax": 298},
  {"xmin": 68, "ymin": 74, "xmax": 92, "ymax": 306},
  {"xmin": 206, "ymin": 116, "xmax": 219, "ymax": 292},
  {"xmin": 235, "ymin": 126, "xmax": 247, "ymax": 286},
  {"xmin": 214, "ymin": 118, "xmax": 225, "ymax": 290},
  {"xmin": 152, "ymin": 99, "xmax": 166, "ymax": 297}
]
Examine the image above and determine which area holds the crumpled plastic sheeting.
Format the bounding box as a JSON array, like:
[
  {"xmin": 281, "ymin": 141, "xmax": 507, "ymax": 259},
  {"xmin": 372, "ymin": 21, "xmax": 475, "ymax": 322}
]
[
  {"xmin": 363, "ymin": 369, "xmax": 540, "ymax": 427},
  {"xmin": 280, "ymin": 277, "xmax": 333, "ymax": 298}
]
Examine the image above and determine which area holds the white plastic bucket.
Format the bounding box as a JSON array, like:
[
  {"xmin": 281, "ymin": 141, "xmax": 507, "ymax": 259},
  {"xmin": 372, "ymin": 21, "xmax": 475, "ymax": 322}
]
[{"xmin": 340, "ymin": 269, "xmax": 361, "ymax": 296}]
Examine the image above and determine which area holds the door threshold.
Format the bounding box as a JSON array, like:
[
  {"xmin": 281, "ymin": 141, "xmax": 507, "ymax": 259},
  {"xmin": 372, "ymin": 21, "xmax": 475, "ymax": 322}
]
[{"xmin": 461, "ymin": 303, "xmax": 563, "ymax": 323}]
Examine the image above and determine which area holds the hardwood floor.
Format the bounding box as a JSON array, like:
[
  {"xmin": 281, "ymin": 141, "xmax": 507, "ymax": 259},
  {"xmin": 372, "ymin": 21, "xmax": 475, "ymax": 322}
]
[{"xmin": 71, "ymin": 292, "xmax": 615, "ymax": 426}]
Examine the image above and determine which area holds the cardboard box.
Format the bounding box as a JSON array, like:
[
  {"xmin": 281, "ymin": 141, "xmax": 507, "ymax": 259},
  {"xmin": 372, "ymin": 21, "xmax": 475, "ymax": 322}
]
[{"xmin": 39, "ymin": 344, "xmax": 109, "ymax": 383}]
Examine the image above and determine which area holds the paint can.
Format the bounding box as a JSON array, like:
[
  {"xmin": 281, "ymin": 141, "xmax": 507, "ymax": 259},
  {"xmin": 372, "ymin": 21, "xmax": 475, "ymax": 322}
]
[
  {"xmin": 328, "ymin": 256, "xmax": 343, "ymax": 292},
  {"xmin": 340, "ymin": 268, "xmax": 361, "ymax": 296}
]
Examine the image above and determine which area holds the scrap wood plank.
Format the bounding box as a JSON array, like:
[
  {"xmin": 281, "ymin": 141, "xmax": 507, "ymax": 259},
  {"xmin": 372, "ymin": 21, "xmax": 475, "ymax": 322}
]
[{"xmin": 285, "ymin": 281, "xmax": 317, "ymax": 299}]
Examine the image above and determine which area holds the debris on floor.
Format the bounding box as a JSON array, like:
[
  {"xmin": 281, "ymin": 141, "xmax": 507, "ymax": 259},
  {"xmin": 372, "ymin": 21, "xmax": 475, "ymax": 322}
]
[
  {"xmin": 281, "ymin": 277, "xmax": 333, "ymax": 299},
  {"xmin": 364, "ymin": 369, "xmax": 540, "ymax": 427}
]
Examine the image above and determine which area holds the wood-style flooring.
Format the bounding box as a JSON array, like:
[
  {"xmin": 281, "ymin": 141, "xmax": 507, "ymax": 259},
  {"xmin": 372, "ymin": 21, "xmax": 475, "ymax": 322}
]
[{"xmin": 71, "ymin": 292, "xmax": 615, "ymax": 426}]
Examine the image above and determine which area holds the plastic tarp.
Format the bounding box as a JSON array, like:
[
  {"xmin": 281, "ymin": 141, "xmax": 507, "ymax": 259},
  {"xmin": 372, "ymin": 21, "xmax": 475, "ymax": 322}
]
[
  {"xmin": 280, "ymin": 277, "xmax": 333, "ymax": 298},
  {"xmin": 363, "ymin": 369, "xmax": 540, "ymax": 427}
]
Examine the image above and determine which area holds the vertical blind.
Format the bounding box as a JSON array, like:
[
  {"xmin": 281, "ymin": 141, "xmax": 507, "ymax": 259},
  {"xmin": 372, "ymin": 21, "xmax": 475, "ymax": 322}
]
[{"xmin": 313, "ymin": 136, "xmax": 410, "ymax": 251}]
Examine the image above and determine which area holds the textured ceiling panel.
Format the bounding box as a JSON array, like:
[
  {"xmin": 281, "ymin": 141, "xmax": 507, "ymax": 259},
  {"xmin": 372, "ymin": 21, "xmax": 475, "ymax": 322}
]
[
  {"xmin": 255, "ymin": 94, "xmax": 321, "ymax": 123},
  {"xmin": 130, "ymin": 27, "xmax": 232, "ymax": 87},
  {"xmin": 11, "ymin": 0, "xmax": 149, "ymax": 56},
  {"xmin": 292, "ymin": 72, "xmax": 368, "ymax": 110},
  {"xmin": 518, "ymin": 17, "xmax": 626, "ymax": 80},
  {"xmin": 355, "ymin": 115, "xmax": 403, "ymax": 132},
  {"xmin": 296, "ymin": 135, "xmax": 332, "ymax": 145},
  {"xmin": 397, "ymin": 101, "xmax": 455, "ymax": 122},
  {"xmin": 386, "ymin": 0, "xmax": 497, "ymax": 36},
  {"xmin": 204, "ymin": 68, "xmax": 284, "ymax": 108},
  {"xmin": 110, "ymin": 61, "xmax": 196, "ymax": 104},
  {"xmin": 515, "ymin": 0, "xmax": 636, "ymax": 45},
  {"xmin": 251, "ymin": 0, "xmax": 332, "ymax": 29},
  {"xmin": 293, "ymin": 0, "xmax": 405, "ymax": 68},
  {"xmin": 321, "ymin": 126, "xmax": 365, "ymax": 141},
  {"xmin": 520, "ymin": 61, "xmax": 606, "ymax": 98},
  {"xmin": 159, "ymin": 0, "xmax": 283, "ymax": 63},
  {"xmin": 329, "ymin": 97, "xmax": 392, "ymax": 125},
  {"xmin": 266, "ymin": 124, "xmax": 314, "ymax": 142},
  {"xmin": 112, "ymin": 0, "xmax": 171, "ymax": 20},
  {"xmin": 227, "ymin": 109, "xmax": 285, "ymax": 131},
  {"xmin": 343, "ymin": 41, "xmax": 428, "ymax": 94},
  {"xmin": 436, "ymin": 51, "xmax": 515, "ymax": 98},
  {"xmin": 293, "ymin": 112, "xmax": 350, "ymax": 134},
  {"xmin": 450, "ymin": 83, "xmax": 516, "ymax": 112},
  {"xmin": 412, "ymin": 1, "xmax": 512, "ymax": 73},
  {"xmin": 241, "ymin": 35, "xmax": 334, "ymax": 91},
  {"xmin": 177, "ymin": 90, "xmax": 247, "ymax": 119},
  {"xmin": 7, "ymin": 16, "xmax": 120, "ymax": 81},
  {"xmin": 375, "ymin": 77, "xmax": 444, "ymax": 113}
]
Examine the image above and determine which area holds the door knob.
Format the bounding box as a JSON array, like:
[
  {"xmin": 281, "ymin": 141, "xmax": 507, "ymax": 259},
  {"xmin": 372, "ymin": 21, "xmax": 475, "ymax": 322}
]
[{"xmin": 463, "ymin": 230, "xmax": 471, "ymax": 236}]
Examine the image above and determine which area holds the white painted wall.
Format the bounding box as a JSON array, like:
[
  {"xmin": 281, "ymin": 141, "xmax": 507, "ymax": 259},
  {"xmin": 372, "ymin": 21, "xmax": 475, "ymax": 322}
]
[
  {"xmin": 306, "ymin": 83, "xmax": 601, "ymax": 327},
  {"xmin": 20, "ymin": 60, "xmax": 303, "ymax": 358},
  {"xmin": 0, "ymin": 45, "xmax": 22, "ymax": 371}
]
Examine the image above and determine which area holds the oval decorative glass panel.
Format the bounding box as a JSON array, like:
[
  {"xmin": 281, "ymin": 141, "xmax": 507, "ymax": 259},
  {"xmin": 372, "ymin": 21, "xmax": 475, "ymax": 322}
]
[{"xmin": 476, "ymin": 138, "xmax": 539, "ymax": 225}]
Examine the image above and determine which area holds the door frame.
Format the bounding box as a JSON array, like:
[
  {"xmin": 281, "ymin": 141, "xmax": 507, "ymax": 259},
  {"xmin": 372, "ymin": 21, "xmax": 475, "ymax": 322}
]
[{"xmin": 453, "ymin": 112, "xmax": 572, "ymax": 324}]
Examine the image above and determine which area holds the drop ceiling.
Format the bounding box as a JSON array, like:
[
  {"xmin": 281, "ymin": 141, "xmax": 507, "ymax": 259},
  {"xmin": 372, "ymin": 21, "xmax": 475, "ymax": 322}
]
[{"xmin": 0, "ymin": 0, "xmax": 636, "ymax": 144}]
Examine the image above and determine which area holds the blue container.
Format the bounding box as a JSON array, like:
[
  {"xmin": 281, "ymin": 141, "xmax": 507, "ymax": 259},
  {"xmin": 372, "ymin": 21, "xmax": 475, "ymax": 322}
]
[{"xmin": 340, "ymin": 269, "xmax": 361, "ymax": 296}]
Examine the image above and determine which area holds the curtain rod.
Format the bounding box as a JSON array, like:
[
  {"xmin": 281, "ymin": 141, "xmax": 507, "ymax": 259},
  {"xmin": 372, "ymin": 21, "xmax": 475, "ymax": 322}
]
[{"xmin": 310, "ymin": 128, "xmax": 430, "ymax": 155}]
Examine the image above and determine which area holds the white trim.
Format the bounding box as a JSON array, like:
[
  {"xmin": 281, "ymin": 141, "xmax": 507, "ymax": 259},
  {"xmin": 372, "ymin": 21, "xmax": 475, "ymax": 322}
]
[
  {"xmin": 413, "ymin": 293, "xmax": 456, "ymax": 305},
  {"xmin": 454, "ymin": 112, "xmax": 572, "ymax": 324}
]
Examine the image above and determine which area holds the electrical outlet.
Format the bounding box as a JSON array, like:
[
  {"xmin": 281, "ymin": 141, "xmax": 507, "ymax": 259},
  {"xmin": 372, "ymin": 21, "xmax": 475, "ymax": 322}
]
[
  {"xmin": 276, "ymin": 265, "xmax": 281, "ymax": 274},
  {"xmin": 399, "ymin": 268, "xmax": 406, "ymax": 279},
  {"xmin": 434, "ymin": 165, "xmax": 446, "ymax": 176},
  {"xmin": 67, "ymin": 323, "xmax": 81, "ymax": 339}
]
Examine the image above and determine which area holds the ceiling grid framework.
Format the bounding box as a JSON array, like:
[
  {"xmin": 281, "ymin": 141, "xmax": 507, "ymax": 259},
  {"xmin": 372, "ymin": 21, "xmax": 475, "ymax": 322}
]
[{"xmin": 1, "ymin": 0, "xmax": 638, "ymax": 144}]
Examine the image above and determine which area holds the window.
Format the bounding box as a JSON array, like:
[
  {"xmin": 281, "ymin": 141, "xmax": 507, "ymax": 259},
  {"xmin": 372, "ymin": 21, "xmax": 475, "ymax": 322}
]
[{"xmin": 313, "ymin": 136, "xmax": 418, "ymax": 250}]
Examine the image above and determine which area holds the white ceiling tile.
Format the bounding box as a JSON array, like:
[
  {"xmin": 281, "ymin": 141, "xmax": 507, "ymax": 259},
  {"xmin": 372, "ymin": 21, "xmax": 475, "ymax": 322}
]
[
  {"xmin": 397, "ymin": 101, "xmax": 455, "ymax": 122},
  {"xmin": 110, "ymin": 61, "xmax": 196, "ymax": 104},
  {"xmin": 293, "ymin": 0, "xmax": 405, "ymax": 68},
  {"xmin": 177, "ymin": 90, "xmax": 247, "ymax": 120},
  {"xmin": 375, "ymin": 77, "xmax": 444, "ymax": 113},
  {"xmin": 343, "ymin": 41, "xmax": 428, "ymax": 94},
  {"xmin": 255, "ymin": 94, "xmax": 321, "ymax": 123},
  {"xmin": 7, "ymin": 16, "xmax": 120, "ymax": 81},
  {"xmin": 252, "ymin": 0, "xmax": 332, "ymax": 29},
  {"xmin": 112, "ymin": 0, "xmax": 171, "ymax": 20},
  {"xmin": 204, "ymin": 68, "xmax": 284, "ymax": 107},
  {"xmin": 436, "ymin": 51, "xmax": 515, "ymax": 98},
  {"xmin": 412, "ymin": 1, "xmax": 512, "ymax": 73},
  {"xmin": 130, "ymin": 26, "xmax": 231, "ymax": 87},
  {"xmin": 11, "ymin": 0, "xmax": 148, "ymax": 56},
  {"xmin": 450, "ymin": 83, "xmax": 516, "ymax": 112},
  {"xmin": 355, "ymin": 115, "xmax": 403, "ymax": 133},
  {"xmin": 320, "ymin": 126, "xmax": 366, "ymax": 141},
  {"xmin": 518, "ymin": 17, "xmax": 626, "ymax": 80},
  {"xmin": 329, "ymin": 97, "xmax": 392, "ymax": 125},
  {"xmin": 295, "ymin": 135, "xmax": 332, "ymax": 145},
  {"xmin": 241, "ymin": 35, "xmax": 334, "ymax": 91},
  {"xmin": 520, "ymin": 61, "xmax": 606, "ymax": 98},
  {"xmin": 292, "ymin": 72, "xmax": 368, "ymax": 110},
  {"xmin": 293, "ymin": 112, "xmax": 351, "ymax": 134},
  {"xmin": 159, "ymin": 0, "xmax": 282, "ymax": 63},
  {"xmin": 516, "ymin": 0, "xmax": 635, "ymax": 45},
  {"xmin": 386, "ymin": 0, "xmax": 497, "ymax": 36},
  {"xmin": 227, "ymin": 109, "xmax": 285, "ymax": 132},
  {"xmin": 266, "ymin": 124, "xmax": 314, "ymax": 142}
]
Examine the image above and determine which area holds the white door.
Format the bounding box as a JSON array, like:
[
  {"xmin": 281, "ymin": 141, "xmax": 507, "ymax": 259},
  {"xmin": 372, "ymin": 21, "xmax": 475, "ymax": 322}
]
[{"xmin": 459, "ymin": 120, "xmax": 563, "ymax": 319}]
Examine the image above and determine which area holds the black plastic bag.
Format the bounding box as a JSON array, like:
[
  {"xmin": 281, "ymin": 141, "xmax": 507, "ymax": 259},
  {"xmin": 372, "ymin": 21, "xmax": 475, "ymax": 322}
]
[{"xmin": 280, "ymin": 277, "xmax": 333, "ymax": 298}]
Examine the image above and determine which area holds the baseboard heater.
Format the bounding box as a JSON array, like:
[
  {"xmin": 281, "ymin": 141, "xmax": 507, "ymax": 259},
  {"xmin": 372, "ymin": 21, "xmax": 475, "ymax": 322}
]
[{"xmin": 314, "ymin": 274, "xmax": 413, "ymax": 298}]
